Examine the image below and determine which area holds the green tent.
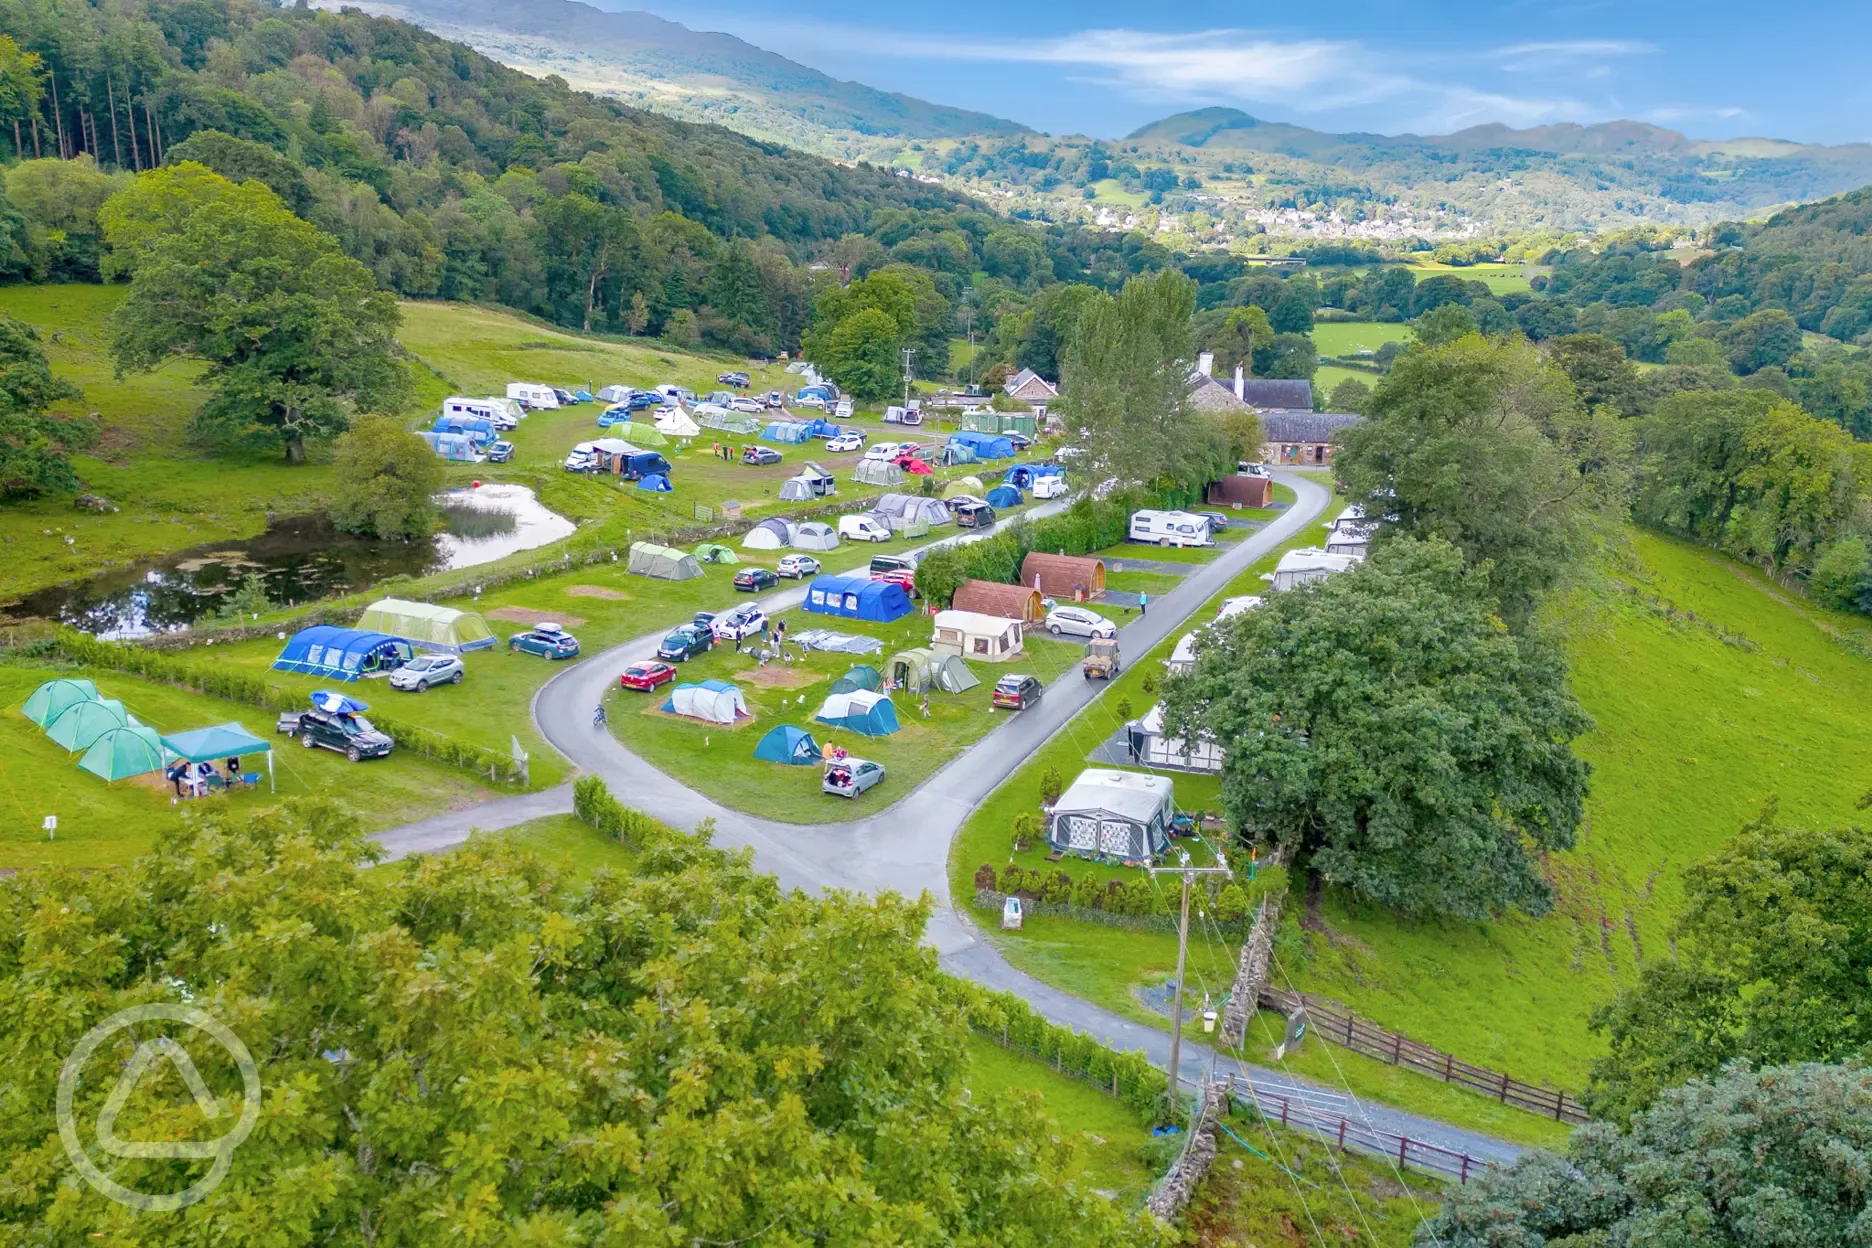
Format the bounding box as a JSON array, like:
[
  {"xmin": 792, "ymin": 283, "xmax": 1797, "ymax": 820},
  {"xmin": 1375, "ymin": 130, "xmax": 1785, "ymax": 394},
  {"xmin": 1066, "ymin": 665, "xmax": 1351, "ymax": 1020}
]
[
  {"xmin": 934, "ymin": 654, "xmax": 980, "ymax": 693},
  {"xmin": 356, "ymin": 598, "xmax": 496, "ymax": 653},
  {"xmin": 78, "ymin": 724, "xmax": 166, "ymax": 782},
  {"xmin": 828, "ymin": 664, "xmax": 882, "ymax": 695},
  {"xmin": 693, "ymin": 543, "xmax": 739, "ymax": 564},
  {"xmin": 888, "ymin": 648, "xmax": 941, "ymax": 694},
  {"xmin": 46, "ymin": 697, "xmax": 134, "ymax": 752},
  {"xmin": 21, "ymin": 677, "xmax": 98, "ymax": 726},
  {"xmin": 628, "ymin": 541, "xmax": 703, "ymax": 580},
  {"xmin": 615, "ymin": 423, "xmax": 668, "ymax": 447}
]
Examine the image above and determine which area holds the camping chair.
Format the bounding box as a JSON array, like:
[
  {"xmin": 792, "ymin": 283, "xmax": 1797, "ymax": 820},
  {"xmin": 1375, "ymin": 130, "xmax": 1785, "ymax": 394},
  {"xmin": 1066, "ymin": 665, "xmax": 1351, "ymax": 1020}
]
[
  {"xmin": 202, "ymin": 772, "xmax": 228, "ymax": 794},
  {"xmin": 238, "ymin": 772, "xmax": 262, "ymax": 790}
]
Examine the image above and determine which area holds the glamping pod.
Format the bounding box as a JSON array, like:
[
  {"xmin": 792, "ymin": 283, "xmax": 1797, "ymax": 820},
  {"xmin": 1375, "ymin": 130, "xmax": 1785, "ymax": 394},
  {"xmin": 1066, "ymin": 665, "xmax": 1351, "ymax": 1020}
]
[
  {"xmin": 357, "ymin": 599, "xmax": 497, "ymax": 653},
  {"xmin": 950, "ymin": 579, "xmax": 1043, "ymax": 623},
  {"xmin": 272, "ymin": 627, "xmax": 413, "ymax": 681},
  {"xmin": 1046, "ymin": 769, "xmax": 1176, "ymax": 861},
  {"xmin": 1020, "ymin": 553, "xmax": 1105, "ymax": 600},
  {"xmin": 803, "ymin": 576, "xmax": 912, "ymax": 623}
]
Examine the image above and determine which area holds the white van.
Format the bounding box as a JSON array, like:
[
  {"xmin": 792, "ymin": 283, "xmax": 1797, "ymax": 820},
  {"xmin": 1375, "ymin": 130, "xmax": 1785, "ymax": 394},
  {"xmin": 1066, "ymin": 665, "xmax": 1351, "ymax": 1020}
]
[
  {"xmin": 563, "ymin": 440, "xmax": 598, "ymax": 472},
  {"xmin": 1032, "ymin": 475, "xmax": 1068, "ymax": 499},
  {"xmin": 507, "ymin": 382, "xmax": 560, "ymax": 410},
  {"xmin": 1129, "ymin": 509, "xmax": 1213, "ymax": 548},
  {"xmin": 838, "ymin": 514, "xmax": 893, "ymax": 543}
]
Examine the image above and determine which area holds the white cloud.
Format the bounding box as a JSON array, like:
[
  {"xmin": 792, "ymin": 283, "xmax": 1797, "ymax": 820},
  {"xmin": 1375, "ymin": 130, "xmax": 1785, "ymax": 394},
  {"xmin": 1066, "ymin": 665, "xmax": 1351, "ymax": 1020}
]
[
  {"xmin": 1644, "ymin": 105, "xmax": 1747, "ymax": 124},
  {"xmin": 1488, "ymin": 40, "xmax": 1655, "ymax": 57}
]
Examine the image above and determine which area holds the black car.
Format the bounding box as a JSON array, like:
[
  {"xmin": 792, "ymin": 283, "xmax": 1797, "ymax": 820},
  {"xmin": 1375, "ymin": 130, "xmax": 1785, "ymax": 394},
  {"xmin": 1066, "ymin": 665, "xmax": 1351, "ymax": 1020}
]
[
  {"xmin": 734, "ymin": 567, "xmax": 778, "ymax": 592},
  {"xmin": 656, "ymin": 624, "xmax": 715, "ymax": 662},
  {"xmin": 953, "ymin": 501, "xmax": 996, "ymax": 529},
  {"xmin": 1007, "ymin": 432, "xmax": 1034, "ymax": 450},
  {"xmin": 1196, "ymin": 510, "xmax": 1230, "ymax": 531},
  {"xmin": 295, "ymin": 708, "xmax": 395, "ymax": 761},
  {"xmin": 487, "ymin": 440, "xmax": 515, "ymax": 463},
  {"xmin": 718, "ymin": 371, "xmax": 751, "ymax": 388}
]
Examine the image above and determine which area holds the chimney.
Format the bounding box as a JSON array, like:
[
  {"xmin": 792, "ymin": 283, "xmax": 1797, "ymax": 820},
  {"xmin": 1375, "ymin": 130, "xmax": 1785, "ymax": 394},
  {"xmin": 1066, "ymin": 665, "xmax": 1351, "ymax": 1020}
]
[
  {"xmin": 1234, "ymin": 364, "xmax": 1245, "ymax": 400},
  {"xmin": 1197, "ymin": 351, "xmax": 1214, "ymax": 377}
]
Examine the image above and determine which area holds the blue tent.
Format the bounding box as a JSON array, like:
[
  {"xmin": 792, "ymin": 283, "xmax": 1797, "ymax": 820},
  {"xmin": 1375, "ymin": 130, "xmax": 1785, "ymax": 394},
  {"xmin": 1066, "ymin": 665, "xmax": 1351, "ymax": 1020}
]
[
  {"xmin": 802, "ymin": 575, "xmax": 912, "ymax": 623},
  {"xmin": 432, "ymin": 414, "xmax": 495, "ymax": 444},
  {"xmin": 753, "ymin": 724, "xmax": 822, "ymax": 765},
  {"xmin": 271, "ymin": 627, "xmax": 413, "ymax": 681},
  {"xmin": 637, "ymin": 473, "xmax": 673, "ymax": 492},
  {"xmin": 948, "ymin": 431, "xmax": 1015, "ymax": 460},
  {"xmin": 986, "ymin": 485, "xmax": 1023, "ymax": 508},
  {"xmin": 803, "ymin": 419, "xmax": 842, "ymax": 438},
  {"xmin": 573, "ymin": 389, "xmax": 594, "ymax": 402},
  {"xmin": 597, "ymin": 405, "xmax": 631, "ymax": 427},
  {"xmin": 419, "ymin": 430, "xmax": 483, "ymax": 462},
  {"xmin": 761, "ymin": 421, "xmax": 813, "ymax": 444},
  {"xmin": 814, "ymin": 690, "xmax": 900, "ymax": 737}
]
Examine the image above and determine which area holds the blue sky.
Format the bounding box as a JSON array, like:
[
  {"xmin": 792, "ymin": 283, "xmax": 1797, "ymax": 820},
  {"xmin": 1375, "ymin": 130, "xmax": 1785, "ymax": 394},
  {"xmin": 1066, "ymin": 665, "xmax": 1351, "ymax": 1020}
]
[{"xmin": 612, "ymin": 1, "xmax": 1872, "ymax": 145}]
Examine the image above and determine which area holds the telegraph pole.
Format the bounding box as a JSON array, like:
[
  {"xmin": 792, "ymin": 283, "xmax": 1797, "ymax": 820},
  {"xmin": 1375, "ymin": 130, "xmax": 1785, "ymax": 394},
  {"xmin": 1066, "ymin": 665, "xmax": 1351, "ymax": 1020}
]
[
  {"xmin": 1149, "ymin": 849, "xmax": 1233, "ymax": 1121},
  {"xmin": 901, "ymin": 345, "xmax": 915, "ymax": 410}
]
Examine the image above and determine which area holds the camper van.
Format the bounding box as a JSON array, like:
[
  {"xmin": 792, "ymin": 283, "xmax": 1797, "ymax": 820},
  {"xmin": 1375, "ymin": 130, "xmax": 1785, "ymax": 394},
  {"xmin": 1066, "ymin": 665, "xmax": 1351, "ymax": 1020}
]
[
  {"xmin": 1129, "ymin": 510, "xmax": 1214, "ymax": 548},
  {"xmin": 1032, "ymin": 474, "xmax": 1068, "ymax": 499},
  {"xmin": 442, "ymin": 396, "xmax": 502, "ymax": 428},
  {"xmin": 563, "ymin": 441, "xmax": 599, "ymax": 472},
  {"xmin": 507, "ymin": 382, "xmax": 560, "ymax": 410}
]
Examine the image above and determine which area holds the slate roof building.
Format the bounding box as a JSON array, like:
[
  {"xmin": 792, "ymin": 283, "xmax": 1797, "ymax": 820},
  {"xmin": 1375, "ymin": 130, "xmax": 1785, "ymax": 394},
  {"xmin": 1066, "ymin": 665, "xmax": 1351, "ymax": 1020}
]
[{"xmin": 1261, "ymin": 412, "xmax": 1362, "ymax": 467}]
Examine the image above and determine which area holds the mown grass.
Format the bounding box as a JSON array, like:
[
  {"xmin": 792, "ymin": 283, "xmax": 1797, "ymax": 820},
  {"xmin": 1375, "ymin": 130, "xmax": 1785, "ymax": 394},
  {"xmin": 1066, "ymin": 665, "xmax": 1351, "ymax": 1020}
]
[
  {"xmin": 1401, "ymin": 261, "xmax": 1538, "ymax": 294},
  {"xmin": 474, "ymin": 814, "xmax": 639, "ymax": 878},
  {"xmin": 962, "ymin": 1034, "xmax": 1167, "ymax": 1206},
  {"xmin": 1310, "ymin": 321, "xmax": 1409, "ymax": 357},
  {"xmin": 0, "ymin": 661, "xmax": 500, "ymax": 870},
  {"xmin": 604, "ymin": 607, "xmax": 1083, "ymax": 823}
]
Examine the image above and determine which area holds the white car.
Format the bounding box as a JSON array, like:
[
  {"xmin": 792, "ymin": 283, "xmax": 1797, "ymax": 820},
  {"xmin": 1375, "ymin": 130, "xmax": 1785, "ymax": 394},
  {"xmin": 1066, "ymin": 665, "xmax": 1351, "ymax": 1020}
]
[
  {"xmin": 826, "ymin": 433, "xmax": 865, "ymax": 453},
  {"xmin": 389, "ymin": 654, "xmax": 465, "ymax": 692},
  {"xmin": 712, "ymin": 604, "xmax": 768, "ymax": 642},
  {"xmin": 863, "ymin": 442, "xmax": 904, "ymax": 462},
  {"xmin": 729, "ymin": 396, "xmax": 765, "ymax": 413},
  {"xmin": 776, "ymin": 553, "xmax": 822, "ymax": 579},
  {"xmin": 1045, "ymin": 606, "xmax": 1116, "ymax": 639}
]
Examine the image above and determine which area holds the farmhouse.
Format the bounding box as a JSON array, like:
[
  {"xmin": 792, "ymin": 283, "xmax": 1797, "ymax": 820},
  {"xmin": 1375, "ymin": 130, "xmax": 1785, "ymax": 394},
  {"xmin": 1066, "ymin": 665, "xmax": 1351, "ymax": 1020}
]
[
  {"xmin": 951, "ymin": 579, "xmax": 1044, "ymax": 623},
  {"xmin": 1002, "ymin": 368, "xmax": 1058, "ymax": 408},
  {"xmin": 1238, "ymin": 378, "xmax": 1315, "ymax": 411},
  {"xmin": 1262, "ymin": 412, "xmax": 1362, "ymax": 467},
  {"xmin": 1020, "ymin": 552, "xmax": 1106, "ymax": 600}
]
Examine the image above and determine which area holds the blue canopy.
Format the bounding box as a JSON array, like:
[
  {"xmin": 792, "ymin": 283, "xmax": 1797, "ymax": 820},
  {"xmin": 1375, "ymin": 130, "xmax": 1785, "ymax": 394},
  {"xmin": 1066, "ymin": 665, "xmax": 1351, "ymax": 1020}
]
[
  {"xmin": 985, "ymin": 485, "xmax": 1023, "ymax": 508},
  {"xmin": 753, "ymin": 724, "xmax": 822, "ymax": 765},
  {"xmin": 802, "ymin": 575, "xmax": 913, "ymax": 623},
  {"xmin": 160, "ymin": 722, "xmax": 272, "ymax": 761},
  {"xmin": 272, "ymin": 628, "xmax": 412, "ymax": 681},
  {"xmin": 948, "ymin": 431, "xmax": 1015, "ymax": 460},
  {"xmin": 637, "ymin": 473, "xmax": 673, "ymax": 492}
]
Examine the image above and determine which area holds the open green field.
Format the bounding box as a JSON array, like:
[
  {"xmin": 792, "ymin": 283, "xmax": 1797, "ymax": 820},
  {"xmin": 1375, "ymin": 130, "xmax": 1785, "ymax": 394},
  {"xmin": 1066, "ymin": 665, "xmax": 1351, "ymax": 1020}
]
[
  {"xmin": 604, "ymin": 606, "xmax": 1083, "ymax": 823},
  {"xmin": 0, "ymin": 662, "xmax": 500, "ymax": 871},
  {"xmin": 1402, "ymin": 261, "xmax": 1538, "ymax": 295},
  {"xmin": 962, "ymin": 1035, "xmax": 1165, "ymax": 1205},
  {"xmin": 473, "ymin": 814, "xmax": 640, "ymax": 878},
  {"xmin": 1310, "ymin": 321, "xmax": 1409, "ymax": 357},
  {"xmin": 1315, "ymin": 365, "xmax": 1381, "ymax": 404}
]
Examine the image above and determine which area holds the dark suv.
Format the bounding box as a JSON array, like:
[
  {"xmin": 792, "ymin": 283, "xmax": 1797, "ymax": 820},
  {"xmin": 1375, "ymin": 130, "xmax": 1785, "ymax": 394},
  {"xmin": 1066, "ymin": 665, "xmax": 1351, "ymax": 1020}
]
[
  {"xmin": 657, "ymin": 624, "xmax": 715, "ymax": 662},
  {"xmin": 295, "ymin": 708, "xmax": 395, "ymax": 762},
  {"xmin": 992, "ymin": 674, "xmax": 1043, "ymax": 711},
  {"xmin": 953, "ymin": 501, "xmax": 996, "ymax": 529}
]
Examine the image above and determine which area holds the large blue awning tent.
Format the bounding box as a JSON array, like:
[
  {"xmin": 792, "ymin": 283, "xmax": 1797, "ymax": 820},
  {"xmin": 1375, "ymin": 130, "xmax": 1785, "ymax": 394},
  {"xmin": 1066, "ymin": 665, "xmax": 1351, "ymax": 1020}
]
[
  {"xmin": 272, "ymin": 627, "xmax": 413, "ymax": 681},
  {"xmin": 753, "ymin": 724, "xmax": 822, "ymax": 765},
  {"xmin": 1003, "ymin": 463, "xmax": 1064, "ymax": 489},
  {"xmin": 161, "ymin": 721, "xmax": 275, "ymax": 791},
  {"xmin": 947, "ymin": 431, "xmax": 1015, "ymax": 460},
  {"xmin": 985, "ymin": 485, "xmax": 1023, "ymax": 508},
  {"xmin": 761, "ymin": 421, "xmax": 814, "ymax": 444},
  {"xmin": 802, "ymin": 575, "xmax": 913, "ymax": 623}
]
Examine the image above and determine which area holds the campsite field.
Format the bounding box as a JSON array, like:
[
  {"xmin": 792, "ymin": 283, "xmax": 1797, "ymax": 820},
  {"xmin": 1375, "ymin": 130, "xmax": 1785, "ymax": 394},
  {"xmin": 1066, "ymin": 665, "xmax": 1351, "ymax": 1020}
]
[
  {"xmin": 0, "ymin": 662, "xmax": 501, "ymax": 871},
  {"xmin": 604, "ymin": 606, "xmax": 1085, "ymax": 824}
]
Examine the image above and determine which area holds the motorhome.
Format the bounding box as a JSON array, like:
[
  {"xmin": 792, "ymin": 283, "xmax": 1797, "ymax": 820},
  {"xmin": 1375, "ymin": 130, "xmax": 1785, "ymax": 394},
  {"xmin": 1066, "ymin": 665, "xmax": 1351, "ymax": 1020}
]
[
  {"xmin": 507, "ymin": 382, "xmax": 560, "ymax": 410},
  {"xmin": 442, "ymin": 396, "xmax": 505, "ymax": 430},
  {"xmin": 1128, "ymin": 509, "xmax": 1214, "ymax": 548}
]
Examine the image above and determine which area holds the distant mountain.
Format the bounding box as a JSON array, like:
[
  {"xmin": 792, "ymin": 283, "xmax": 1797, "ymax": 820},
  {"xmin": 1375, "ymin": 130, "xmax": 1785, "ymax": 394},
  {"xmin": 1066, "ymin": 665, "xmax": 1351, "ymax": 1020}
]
[{"xmin": 334, "ymin": 0, "xmax": 1029, "ymax": 157}]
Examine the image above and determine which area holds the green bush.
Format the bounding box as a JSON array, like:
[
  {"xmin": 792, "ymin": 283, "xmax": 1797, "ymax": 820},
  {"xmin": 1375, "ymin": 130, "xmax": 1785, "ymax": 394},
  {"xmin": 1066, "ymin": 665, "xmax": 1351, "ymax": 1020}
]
[
  {"xmin": 1039, "ymin": 765, "xmax": 1064, "ymax": 807},
  {"xmin": 950, "ymin": 978, "xmax": 1168, "ymax": 1121}
]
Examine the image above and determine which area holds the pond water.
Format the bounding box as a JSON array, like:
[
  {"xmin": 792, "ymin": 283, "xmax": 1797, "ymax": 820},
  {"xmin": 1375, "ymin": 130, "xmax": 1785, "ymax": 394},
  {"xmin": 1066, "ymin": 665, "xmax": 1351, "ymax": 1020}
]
[{"xmin": 4, "ymin": 484, "xmax": 577, "ymax": 639}]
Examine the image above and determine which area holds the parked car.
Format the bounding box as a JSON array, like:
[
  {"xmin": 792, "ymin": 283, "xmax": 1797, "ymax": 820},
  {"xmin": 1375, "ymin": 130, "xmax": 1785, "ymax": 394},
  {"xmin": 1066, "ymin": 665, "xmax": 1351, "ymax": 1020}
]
[
  {"xmin": 563, "ymin": 443, "xmax": 598, "ymax": 472},
  {"xmin": 487, "ymin": 440, "xmax": 515, "ymax": 463},
  {"xmin": 692, "ymin": 610, "xmax": 719, "ymax": 632},
  {"xmin": 717, "ymin": 371, "xmax": 751, "ymax": 388},
  {"xmin": 953, "ymin": 501, "xmax": 996, "ymax": 529},
  {"xmin": 729, "ymin": 396, "xmax": 764, "ymax": 413},
  {"xmin": 794, "ymin": 393, "xmax": 827, "ymax": 411},
  {"xmin": 712, "ymin": 604, "xmax": 768, "ymax": 641},
  {"xmin": 776, "ymin": 553, "xmax": 822, "ymax": 578},
  {"xmin": 1032, "ymin": 474, "xmax": 1068, "ymax": 499},
  {"xmin": 508, "ymin": 623, "xmax": 581, "ymax": 659},
  {"xmin": 863, "ymin": 443, "xmax": 904, "ymax": 462},
  {"xmin": 1007, "ymin": 432, "xmax": 1034, "ymax": 450},
  {"xmin": 625, "ymin": 390, "xmax": 660, "ymax": 410},
  {"xmin": 743, "ymin": 446, "xmax": 782, "ymax": 466},
  {"xmin": 1045, "ymin": 606, "xmax": 1116, "ymax": 639},
  {"xmin": 991, "ymin": 674, "xmax": 1043, "ymax": 711},
  {"xmin": 839, "ymin": 514, "xmax": 893, "ymax": 543},
  {"xmin": 823, "ymin": 757, "xmax": 886, "ymax": 798},
  {"xmin": 619, "ymin": 660, "xmax": 679, "ymax": 691},
  {"xmin": 764, "ymin": 390, "xmax": 786, "ymax": 408},
  {"xmin": 1196, "ymin": 510, "xmax": 1230, "ymax": 531},
  {"xmin": 295, "ymin": 706, "xmax": 394, "ymax": 762},
  {"xmin": 826, "ymin": 433, "xmax": 865, "ymax": 453},
  {"xmin": 657, "ymin": 625, "xmax": 714, "ymax": 663},
  {"xmin": 734, "ymin": 567, "xmax": 778, "ymax": 592},
  {"xmin": 389, "ymin": 654, "xmax": 465, "ymax": 692}
]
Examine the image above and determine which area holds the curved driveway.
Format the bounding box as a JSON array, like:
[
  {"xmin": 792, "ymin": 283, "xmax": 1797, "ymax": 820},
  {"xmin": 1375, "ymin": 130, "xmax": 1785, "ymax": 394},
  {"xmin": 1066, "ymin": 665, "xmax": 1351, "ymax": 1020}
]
[{"xmin": 376, "ymin": 472, "xmax": 1529, "ymax": 1168}]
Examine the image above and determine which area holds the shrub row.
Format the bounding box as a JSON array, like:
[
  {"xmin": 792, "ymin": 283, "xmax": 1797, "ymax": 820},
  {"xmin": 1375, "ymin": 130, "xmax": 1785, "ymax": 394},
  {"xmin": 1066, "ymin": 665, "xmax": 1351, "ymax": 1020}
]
[
  {"xmin": 974, "ymin": 861, "xmax": 1287, "ymax": 921},
  {"xmin": 571, "ymin": 774, "xmax": 685, "ymax": 851},
  {"xmin": 52, "ymin": 630, "xmax": 527, "ymax": 783},
  {"xmin": 945, "ymin": 976, "xmax": 1170, "ymax": 1122}
]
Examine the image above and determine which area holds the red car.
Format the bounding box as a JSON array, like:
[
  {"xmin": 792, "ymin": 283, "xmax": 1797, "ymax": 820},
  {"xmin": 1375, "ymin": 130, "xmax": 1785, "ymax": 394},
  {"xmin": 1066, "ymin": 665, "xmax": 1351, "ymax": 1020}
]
[{"xmin": 619, "ymin": 661, "xmax": 678, "ymax": 692}]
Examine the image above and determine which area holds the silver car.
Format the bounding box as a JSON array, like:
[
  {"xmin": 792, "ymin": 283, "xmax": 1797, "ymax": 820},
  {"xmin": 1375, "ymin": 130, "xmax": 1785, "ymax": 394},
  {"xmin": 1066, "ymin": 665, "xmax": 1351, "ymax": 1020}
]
[
  {"xmin": 389, "ymin": 653, "xmax": 465, "ymax": 692},
  {"xmin": 823, "ymin": 758, "xmax": 885, "ymax": 798},
  {"xmin": 1045, "ymin": 605, "xmax": 1116, "ymax": 639}
]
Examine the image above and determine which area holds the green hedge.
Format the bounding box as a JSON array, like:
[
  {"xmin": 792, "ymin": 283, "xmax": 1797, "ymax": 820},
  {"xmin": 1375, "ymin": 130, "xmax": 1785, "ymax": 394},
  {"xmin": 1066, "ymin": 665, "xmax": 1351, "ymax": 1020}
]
[
  {"xmin": 948, "ymin": 977, "xmax": 1170, "ymax": 1121},
  {"xmin": 53, "ymin": 630, "xmax": 526, "ymax": 784},
  {"xmin": 571, "ymin": 774, "xmax": 684, "ymax": 851},
  {"xmin": 975, "ymin": 861, "xmax": 1287, "ymax": 920}
]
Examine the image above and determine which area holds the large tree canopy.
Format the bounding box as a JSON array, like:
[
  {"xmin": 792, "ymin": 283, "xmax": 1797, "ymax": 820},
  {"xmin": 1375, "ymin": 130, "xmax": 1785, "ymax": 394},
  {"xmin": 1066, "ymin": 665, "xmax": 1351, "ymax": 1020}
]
[
  {"xmin": 1163, "ymin": 539, "xmax": 1592, "ymax": 919},
  {"xmin": 0, "ymin": 309, "xmax": 88, "ymax": 496},
  {"xmin": 0, "ymin": 800, "xmax": 1161, "ymax": 1245},
  {"xmin": 1336, "ymin": 333, "xmax": 1628, "ymax": 628},
  {"xmin": 101, "ymin": 163, "xmax": 405, "ymax": 463},
  {"xmin": 1424, "ymin": 1062, "xmax": 1872, "ymax": 1248},
  {"xmin": 1584, "ymin": 804, "xmax": 1872, "ymax": 1122}
]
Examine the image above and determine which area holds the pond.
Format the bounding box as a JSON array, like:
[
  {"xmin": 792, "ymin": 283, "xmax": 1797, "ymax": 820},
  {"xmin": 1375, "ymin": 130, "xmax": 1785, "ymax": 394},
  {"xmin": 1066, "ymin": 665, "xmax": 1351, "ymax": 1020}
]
[{"xmin": 4, "ymin": 484, "xmax": 578, "ymax": 639}]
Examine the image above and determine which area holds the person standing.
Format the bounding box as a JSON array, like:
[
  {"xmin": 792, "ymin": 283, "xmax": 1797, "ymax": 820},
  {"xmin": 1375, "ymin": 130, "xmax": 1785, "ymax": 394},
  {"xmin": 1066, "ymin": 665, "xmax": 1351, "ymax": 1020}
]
[{"xmin": 1138, "ymin": 591, "xmax": 1148, "ymax": 616}]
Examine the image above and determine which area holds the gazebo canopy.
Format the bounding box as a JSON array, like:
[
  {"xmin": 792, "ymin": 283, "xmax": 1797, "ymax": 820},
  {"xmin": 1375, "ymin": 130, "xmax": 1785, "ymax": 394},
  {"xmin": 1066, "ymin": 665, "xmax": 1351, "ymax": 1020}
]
[{"xmin": 161, "ymin": 722, "xmax": 272, "ymax": 762}]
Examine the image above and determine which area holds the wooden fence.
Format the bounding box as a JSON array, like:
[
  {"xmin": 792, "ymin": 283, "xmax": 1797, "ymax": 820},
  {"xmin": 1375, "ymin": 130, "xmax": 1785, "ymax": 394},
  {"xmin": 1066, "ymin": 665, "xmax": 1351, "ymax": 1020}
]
[
  {"xmin": 1258, "ymin": 986, "xmax": 1589, "ymax": 1125},
  {"xmin": 1218, "ymin": 1073, "xmax": 1497, "ymax": 1184}
]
